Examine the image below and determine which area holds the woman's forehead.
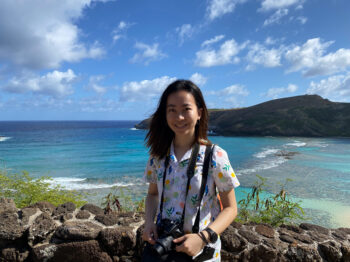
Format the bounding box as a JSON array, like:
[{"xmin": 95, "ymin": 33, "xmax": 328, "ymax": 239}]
[{"xmin": 166, "ymin": 91, "xmax": 196, "ymax": 106}]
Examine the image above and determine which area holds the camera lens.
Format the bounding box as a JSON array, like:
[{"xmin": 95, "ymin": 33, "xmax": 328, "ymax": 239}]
[{"xmin": 152, "ymin": 236, "xmax": 174, "ymax": 256}]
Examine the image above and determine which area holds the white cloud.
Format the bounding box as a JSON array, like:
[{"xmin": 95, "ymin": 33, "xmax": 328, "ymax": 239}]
[
  {"xmin": 285, "ymin": 38, "xmax": 350, "ymax": 77},
  {"xmin": 86, "ymin": 75, "xmax": 107, "ymax": 94},
  {"xmin": 130, "ymin": 42, "xmax": 167, "ymax": 65},
  {"xmin": 207, "ymin": 0, "xmax": 247, "ymax": 21},
  {"xmin": 195, "ymin": 39, "xmax": 244, "ymax": 67},
  {"xmin": 190, "ymin": 73, "xmax": 207, "ymax": 86},
  {"xmin": 296, "ymin": 16, "xmax": 307, "ymax": 24},
  {"xmin": 208, "ymin": 84, "xmax": 249, "ymax": 107},
  {"xmin": 119, "ymin": 76, "xmax": 176, "ymax": 102},
  {"xmin": 266, "ymin": 84, "xmax": 298, "ymax": 99},
  {"xmin": 246, "ymin": 43, "xmax": 283, "ymax": 68},
  {"xmin": 0, "ymin": 0, "xmax": 105, "ymax": 70},
  {"xmin": 201, "ymin": 35, "xmax": 225, "ymax": 47},
  {"xmin": 2, "ymin": 69, "xmax": 77, "ymax": 97},
  {"xmin": 112, "ymin": 21, "xmax": 134, "ymax": 43},
  {"xmin": 176, "ymin": 24, "xmax": 195, "ymax": 45},
  {"xmin": 260, "ymin": 0, "xmax": 304, "ymax": 12},
  {"xmin": 307, "ymin": 73, "xmax": 350, "ymax": 101},
  {"xmin": 263, "ymin": 9, "xmax": 289, "ymax": 26}
]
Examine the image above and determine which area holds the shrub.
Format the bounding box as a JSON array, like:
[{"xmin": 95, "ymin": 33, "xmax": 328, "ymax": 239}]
[
  {"xmin": 236, "ymin": 175, "xmax": 305, "ymax": 226},
  {"xmin": 102, "ymin": 187, "xmax": 145, "ymax": 213},
  {"xmin": 0, "ymin": 169, "xmax": 87, "ymax": 208}
]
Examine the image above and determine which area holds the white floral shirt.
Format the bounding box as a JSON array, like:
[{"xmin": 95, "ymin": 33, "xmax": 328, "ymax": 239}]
[{"xmin": 144, "ymin": 143, "xmax": 240, "ymax": 261}]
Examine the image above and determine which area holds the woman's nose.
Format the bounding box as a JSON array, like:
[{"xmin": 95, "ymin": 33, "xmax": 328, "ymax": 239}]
[{"xmin": 176, "ymin": 113, "xmax": 185, "ymax": 120}]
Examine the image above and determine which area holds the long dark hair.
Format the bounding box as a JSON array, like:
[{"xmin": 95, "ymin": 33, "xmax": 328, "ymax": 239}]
[{"xmin": 145, "ymin": 79, "xmax": 210, "ymax": 159}]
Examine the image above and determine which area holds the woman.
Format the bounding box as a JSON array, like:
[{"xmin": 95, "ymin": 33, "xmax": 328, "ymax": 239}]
[{"xmin": 142, "ymin": 80, "xmax": 240, "ymax": 261}]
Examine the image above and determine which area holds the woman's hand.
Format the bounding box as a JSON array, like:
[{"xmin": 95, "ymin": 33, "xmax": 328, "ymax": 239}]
[
  {"xmin": 142, "ymin": 222, "xmax": 158, "ymax": 245},
  {"xmin": 173, "ymin": 233, "xmax": 206, "ymax": 256}
]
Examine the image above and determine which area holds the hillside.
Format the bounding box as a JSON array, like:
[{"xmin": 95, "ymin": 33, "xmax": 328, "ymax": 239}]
[{"xmin": 135, "ymin": 95, "xmax": 350, "ymax": 137}]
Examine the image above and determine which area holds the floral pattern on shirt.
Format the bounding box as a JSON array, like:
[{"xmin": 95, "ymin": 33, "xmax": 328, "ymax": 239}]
[{"xmin": 144, "ymin": 143, "xmax": 240, "ymax": 261}]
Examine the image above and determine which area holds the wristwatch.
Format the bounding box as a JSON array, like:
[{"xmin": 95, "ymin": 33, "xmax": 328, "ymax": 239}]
[{"xmin": 204, "ymin": 228, "xmax": 218, "ymax": 243}]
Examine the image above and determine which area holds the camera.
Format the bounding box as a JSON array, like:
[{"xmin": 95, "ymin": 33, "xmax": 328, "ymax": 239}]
[{"xmin": 151, "ymin": 219, "xmax": 184, "ymax": 256}]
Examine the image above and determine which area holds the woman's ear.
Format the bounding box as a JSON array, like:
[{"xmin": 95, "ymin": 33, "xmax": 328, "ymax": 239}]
[{"xmin": 198, "ymin": 108, "xmax": 203, "ymax": 120}]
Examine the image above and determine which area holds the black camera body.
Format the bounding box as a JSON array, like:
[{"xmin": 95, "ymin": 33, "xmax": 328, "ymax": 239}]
[{"xmin": 151, "ymin": 219, "xmax": 184, "ymax": 256}]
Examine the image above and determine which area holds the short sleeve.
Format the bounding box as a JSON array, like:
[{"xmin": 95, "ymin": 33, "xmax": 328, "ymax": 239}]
[
  {"xmin": 211, "ymin": 146, "xmax": 240, "ymax": 192},
  {"xmin": 144, "ymin": 156, "xmax": 158, "ymax": 184}
]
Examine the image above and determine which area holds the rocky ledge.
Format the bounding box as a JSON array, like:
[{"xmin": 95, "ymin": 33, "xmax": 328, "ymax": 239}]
[{"xmin": 1, "ymin": 198, "xmax": 349, "ymax": 262}]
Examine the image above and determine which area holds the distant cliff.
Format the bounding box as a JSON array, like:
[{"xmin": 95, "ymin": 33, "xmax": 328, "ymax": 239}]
[{"xmin": 135, "ymin": 95, "xmax": 350, "ymax": 137}]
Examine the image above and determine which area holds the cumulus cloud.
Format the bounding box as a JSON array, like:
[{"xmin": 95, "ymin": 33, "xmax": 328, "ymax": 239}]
[
  {"xmin": 259, "ymin": 0, "xmax": 305, "ymax": 12},
  {"xmin": 119, "ymin": 76, "xmax": 176, "ymax": 102},
  {"xmin": 263, "ymin": 9, "xmax": 289, "ymax": 26},
  {"xmin": 112, "ymin": 21, "xmax": 134, "ymax": 43},
  {"xmin": 207, "ymin": 0, "xmax": 247, "ymax": 21},
  {"xmin": 307, "ymin": 73, "xmax": 350, "ymax": 101},
  {"xmin": 129, "ymin": 42, "xmax": 167, "ymax": 65},
  {"xmin": 0, "ymin": 0, "xmax": 105, "ymax": 70},
  {"xmin": 208, "ymin": 84, "xmax": 249, "ymax": 107},
  {"xmin": 190, "ymin": 73, "xmax": 207, "ymax": 86},
  {"xmin": 86, "ymin": 75, "xmax": 108, "ymax": 94},
  {"xmin": 176, "ymin": 24, "xmax": 195, "ymax": 45},
  {"xmin": 1, "ymin": 69, "xmax": 77, "ymax": 97},
  {"xmin": 266, "ymin": 84, "xmax": 298, "ymax": 99},
  {"xmin": 246, "ymin": 43, "xmax": 283, "ymax": 69},
  {"xmin": 201, "ymin": 35, "xmax": 225, "ymax": 47},
  {"xmin": 296, "ymin": 16, "xmax": 307, "ymax": 24},
  {"xmin": 285, "ymin": 38, "xmax": 350, "ymax": 77},
  {"xmin": 195, "ymin": 39, "xmax": 244, "ymax": 67}
]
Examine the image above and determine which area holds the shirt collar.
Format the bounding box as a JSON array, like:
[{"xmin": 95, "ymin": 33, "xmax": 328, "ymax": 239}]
[{"xmin": 169, "ymin": 141, "xmax": 193, "ymax": 164}]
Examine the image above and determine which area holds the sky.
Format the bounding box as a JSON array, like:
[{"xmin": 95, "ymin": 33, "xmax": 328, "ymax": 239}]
[{"xmin": 0, "ymin": 0, "xmax": 350, "ymax": 120}]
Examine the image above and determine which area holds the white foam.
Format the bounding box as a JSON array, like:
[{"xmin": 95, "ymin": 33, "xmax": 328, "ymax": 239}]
[
  {"xmin": 130, "ymin": 128, "xmax": 137, "ymax": 130},
  {"xmin": 237, "ymin": 157, "xmax": 288, "ymax": 175},
  {"xmin": 0, "ymin": 136, "xmax": 11, "ymax": 142},
  {"xmin": 254, "ymin": 148, "xmax": 279, "ymax": 158},
  {"xmin": 46, "ymin": 177, "xmax": 143, "ymax": 190},
  {"xmin": 285, "ymin": 141, "xmax": 306, "ymax": 147}
]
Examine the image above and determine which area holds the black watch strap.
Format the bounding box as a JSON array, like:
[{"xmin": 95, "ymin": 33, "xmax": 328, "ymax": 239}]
[{"xmin": 204, "ymin": 228, "xmax": 218, "ymax": 243}]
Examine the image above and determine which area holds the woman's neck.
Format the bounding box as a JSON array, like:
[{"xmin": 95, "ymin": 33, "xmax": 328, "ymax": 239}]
[{"xmin": 173, "ymin": 135, "xmax": 195, "ymax": 161}]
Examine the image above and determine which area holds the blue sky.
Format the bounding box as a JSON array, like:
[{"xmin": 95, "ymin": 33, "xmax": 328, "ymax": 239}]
[{"xmin": 0, "ymin": 0, "xmax": 349, "ymax": 120}]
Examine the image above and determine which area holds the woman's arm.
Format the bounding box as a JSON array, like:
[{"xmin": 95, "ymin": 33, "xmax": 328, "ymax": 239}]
[{"xmin": 142, "ymin": 183, "xmax": 159, "ymax": 244}]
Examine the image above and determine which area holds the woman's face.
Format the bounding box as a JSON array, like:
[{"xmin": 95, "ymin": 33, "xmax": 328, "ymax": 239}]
[{"xmin": 166, "ymin": 90, "xmax": 202, "ymax": 140}]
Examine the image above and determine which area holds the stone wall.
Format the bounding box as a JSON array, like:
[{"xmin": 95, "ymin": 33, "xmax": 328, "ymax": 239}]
[{"xmin": 1, "ymin": 198, "xmax": 349, "ymax": 262}]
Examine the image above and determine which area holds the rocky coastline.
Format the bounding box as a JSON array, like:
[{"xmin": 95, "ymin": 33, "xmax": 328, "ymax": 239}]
[{"xmin": 1, "ymin": 198, "xmax": 349, "ymax": 262}]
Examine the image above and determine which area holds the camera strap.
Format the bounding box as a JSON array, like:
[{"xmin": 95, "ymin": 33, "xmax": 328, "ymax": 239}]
[{"xmin": 158, "ymin": 142, "xmax": 214, "ymax": 234}]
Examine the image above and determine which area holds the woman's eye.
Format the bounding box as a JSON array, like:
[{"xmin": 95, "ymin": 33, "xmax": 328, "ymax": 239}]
[{"xmin": 185, "ymin": 107, "xmax": 192, "ymax": 111}]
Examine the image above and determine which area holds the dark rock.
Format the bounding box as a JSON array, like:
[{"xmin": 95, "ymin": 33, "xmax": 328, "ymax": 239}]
[
  {"xmin": 100, "ymin": 227, "xmax": 136, "ymax": 256},
  {"xmin": 0, "ymin": 198, "xmax": 17, "ymax": 213},
  {"xmin": 332, "ymin": 229, "xmax": 348, "ymax": 241},
  {"xmin": 95, "ymin": 213, "xmax": 119, "ymax": 226},
  {"xmin": 81, "ymin": 204, "xmax": 104, "ymax": 216},
  {"xmin": 221, "ymin": 249, "xmax": 240, "ymax": 262},
  {"xmin": 238, "ymin": 229, "xmax": 260, "ymax": 244},
  {"xmin": 318, "ymin": 241, "xmax": 342, "ymax": 261},
  {"xmin": 0, "ymin": 212, "xmax": 25, "ymax": 240},
  {"xmin": 293, "ymin": 233, "xmax": 313, "ymax": 244},
  {"xmin": 55, "ymin": 221, "xmax": 102, "ymax": 240},
  {"xmin": 19, "ymin": 207, "xmax": 38, "ymax": 225},
  {"xmin": 28, "ymin": 212, "xmax": 56, "ymax": 246},
  {"xmin": 308, "ymin": 230, "xmax": 329, "ymax": 242},
  {"xmin": 231, "ymin": 221, "xmax": 243, "ymax": 229},
  {"xmin": 300, "ymin": 223, "xmax": 329, "ymax": 235},
  {"xmin": 338, "ymin": 227, "xmax": 350, "ymax": 234},
  {"xmin": 135, "ymin": 224, "xmax": 145, "ymax": 258},
  {"xmin": 280, "ymin": 224, "xmax": 304, "ymax": 234},
  {"xmin": 76, "ymin": 210, "xmax": 91, "ymax": 219},
  {"xmin": 279, "ymin": 234, "xmax": 296, "ymax": 244},
  {"xmin": 28, "ymin": 201, "xmax": 55, "ymax": 214},
  {"xmin": 52, "ymin": 202, "xmax": 76, "ymax": 217},
  {"xmin": 0, "ymin": 247, "xmax": 29, "ymax": 262},
  {"xmin": 248, "ymin": 244, "xmax": 279, "ymax": 262},
  {"xmin": 221, "ymin": 226, "xmax": 247, "ymax": 252},
  {"xmin": 31, "ymin": 240, "xmax": 113, "ymax": 262},
  {"xmin": 341, "ymin": 245, "xmax": 350, "ymax": 261},
  {"xmin": 285, "ymin": 245, "xmax": 322, "ymax": 262},
  {"xmin": 255, "ymin": 224, "xmax": 275, "ymax": 238}
]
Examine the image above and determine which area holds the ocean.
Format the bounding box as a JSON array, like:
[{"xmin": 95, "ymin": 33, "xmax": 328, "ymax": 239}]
[{"xmin": 1, "ymin": 121, "xmax": 349, "ymax": 228}]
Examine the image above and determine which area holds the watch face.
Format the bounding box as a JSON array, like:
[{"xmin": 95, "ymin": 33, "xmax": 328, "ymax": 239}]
[{"xmin": 206, "ymin": 228, "xmax": 218, "ymax": 243}]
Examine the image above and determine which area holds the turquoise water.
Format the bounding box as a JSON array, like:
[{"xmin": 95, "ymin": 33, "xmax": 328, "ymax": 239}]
[{"xmin": 1, "ymin": 121, "xmax": 350, "ymax": 228}]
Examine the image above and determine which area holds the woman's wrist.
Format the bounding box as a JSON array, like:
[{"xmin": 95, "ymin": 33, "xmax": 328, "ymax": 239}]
[{"xmin": 197, "ymin": 231, "xmax": 209, "ymax": 244}]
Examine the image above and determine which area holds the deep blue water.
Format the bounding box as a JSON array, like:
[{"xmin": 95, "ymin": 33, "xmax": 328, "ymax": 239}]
[{"xmin": 1, "ymin": 121, "xmax": 350, "ymax": 227}]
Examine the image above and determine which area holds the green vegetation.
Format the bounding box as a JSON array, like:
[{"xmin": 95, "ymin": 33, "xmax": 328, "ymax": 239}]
[
  {"xmin": 236, "ymin": 175, "xmax": 305, "ymax": 227},
  {"xmin": 102, "ymin": 187, "xmax": 145, "ymax": 213},
  {"xmin": 0, "ymin": 169, "xmax": 86, "ymax": 208}
]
